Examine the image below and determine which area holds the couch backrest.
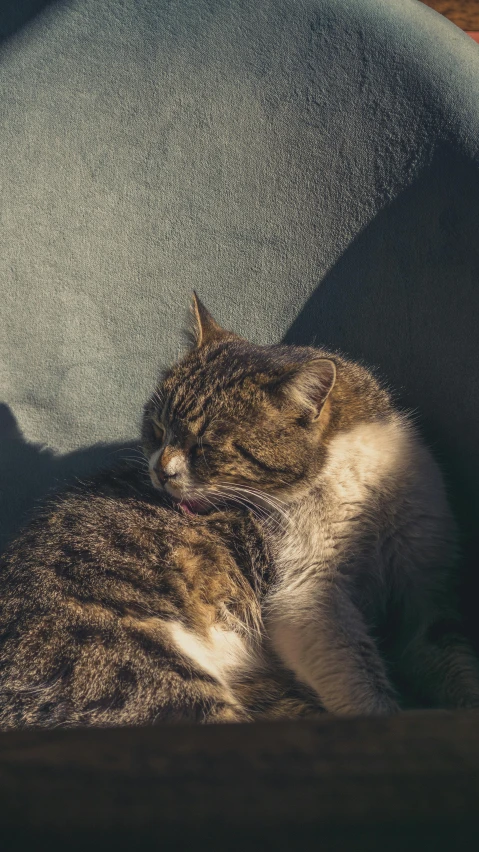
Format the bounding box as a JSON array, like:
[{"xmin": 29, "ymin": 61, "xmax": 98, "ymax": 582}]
[{"xmin": 1, "ymin": 0, "xmax": 479, "ymax": 586}]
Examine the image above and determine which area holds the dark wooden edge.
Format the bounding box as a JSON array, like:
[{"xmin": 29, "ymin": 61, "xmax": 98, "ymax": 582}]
[
  {"xmin": 1, "ymin": 711, "xmax": 479, "ymax": 850},
  {"xmin": 420, "ymin": 1, "xmax": 479, "ymax": 31}
]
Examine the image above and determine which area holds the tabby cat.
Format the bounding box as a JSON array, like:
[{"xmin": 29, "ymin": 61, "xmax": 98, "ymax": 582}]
[{"xmin": 0, "ymin": 294, "xmax": 478, "ymax": 727}]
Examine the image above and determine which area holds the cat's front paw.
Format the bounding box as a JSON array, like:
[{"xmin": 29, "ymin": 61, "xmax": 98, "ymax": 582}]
[
  {"xmin": 329, "ymin": 694, "xmax": 400, "ymax": 716},
  {"xmin": 368, "ymin": 697, "xmax": 400, "ymax": 716},
  {"xmin": 204, "ymin": 701, "xmax": 250, "ymax": 724}
]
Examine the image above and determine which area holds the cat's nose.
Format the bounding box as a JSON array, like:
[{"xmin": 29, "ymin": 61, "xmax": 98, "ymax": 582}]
[
  {"xmin": 156, "ymin": 449, "xmax": 186, "ymax": 483},
  {"xmin": 149, "ymin": 447, "xmax": 186, "ymax": 489}
]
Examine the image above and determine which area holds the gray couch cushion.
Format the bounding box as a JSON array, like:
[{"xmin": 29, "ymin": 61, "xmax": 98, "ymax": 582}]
[{"xmin": 1, "ymin": 0, "xmax": 479, "ymax": 575}]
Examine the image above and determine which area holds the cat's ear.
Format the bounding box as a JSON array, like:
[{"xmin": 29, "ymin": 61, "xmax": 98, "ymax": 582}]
[
  {"xmin": 190, "ymin": 292, "xmax": 232, "ymax": 348},
  {"xmin": 273, "ymin": 358, "xmax": 336, "ymax": 420}
]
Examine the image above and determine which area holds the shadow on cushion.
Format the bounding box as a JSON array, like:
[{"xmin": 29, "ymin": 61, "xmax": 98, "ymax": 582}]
[
  {"xmin": 0, "ymin": 403, "xmax": 139, "ymax": 555},
  {"xmin": 285, "ymin": 144, "xmax": 479, "ymax": 644},
  {"xmin": 0, "ymin": 0, "xmax": 63, "ymax": 45}
]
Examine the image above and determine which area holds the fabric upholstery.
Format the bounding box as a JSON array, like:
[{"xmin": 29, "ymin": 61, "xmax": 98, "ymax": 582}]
[{"xmin": 1, "ymin": 0, "xmax": 479, "ymax": 587}]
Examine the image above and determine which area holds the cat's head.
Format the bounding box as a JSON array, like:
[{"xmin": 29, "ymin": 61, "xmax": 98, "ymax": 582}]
[{"xmin": 141, "ymin": 295, "xmax": 366, "ymax": 515}]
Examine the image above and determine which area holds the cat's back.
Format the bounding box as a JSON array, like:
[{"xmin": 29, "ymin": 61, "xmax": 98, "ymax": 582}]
[
  {"xmin": 0, "ymin": 466, "xmax": 187, "ymax": 610},
  {"xmin": 0, "ymin": 466, "xmax": 270, "ymax": 728},
  {"xmin": 0, "ymin": 465, "xmax": 266, "ymax": 602}
]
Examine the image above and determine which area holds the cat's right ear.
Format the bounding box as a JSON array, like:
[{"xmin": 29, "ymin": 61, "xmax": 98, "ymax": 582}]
[
  {"xmin": 267, "ymin": 358, "xmax": 337, "ymax": 421},
  {"xmin": 189, "ymin": 292, "xmax": 235, "ymax": 348}
]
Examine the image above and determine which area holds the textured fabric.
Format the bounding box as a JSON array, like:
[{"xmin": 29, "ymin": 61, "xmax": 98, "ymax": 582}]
[{"xmin": 1, "ymin": 0, "xmax": 479, "ymax": 556}]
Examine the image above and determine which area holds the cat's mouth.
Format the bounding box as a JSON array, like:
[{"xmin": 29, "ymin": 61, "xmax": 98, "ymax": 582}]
[
  {"xmin": 163, "ymin": 483, "xmax": 213, "ymax": 516},
  {"xmin": 175, "ymin": 497, "xmax": 212, "ymax": 516}
]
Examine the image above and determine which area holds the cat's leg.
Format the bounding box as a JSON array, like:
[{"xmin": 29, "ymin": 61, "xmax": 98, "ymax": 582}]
[
  {"xmin": 267, "ymin": 577, "xmax": 399, "ymax": 715},
  {"xmin": 393, "ymin": 616, "xmax": 479, "ymax": 709},
  {"xmin": 0, "ymin": 660, "xmax": 249, "ymax": 728},
  {"xmin": 200, "ymin": 694, "xmax": 250, "ymax": 723},
  {"xmin": 387, "ymin": 452, "xmax": 479, "ymax": 707},
  {"xmin": 151, "ymin": 672, "xmax": 250, "ymax": 725},
  {"xmin": 232, "ymin": 666, "xmax": 324, "ymax": 721}
]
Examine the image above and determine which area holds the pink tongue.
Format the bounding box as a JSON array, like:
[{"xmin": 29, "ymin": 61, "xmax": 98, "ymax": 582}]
[{"xmin": 179, "ymin": 499, "xmax": 211, "ymax": 515}]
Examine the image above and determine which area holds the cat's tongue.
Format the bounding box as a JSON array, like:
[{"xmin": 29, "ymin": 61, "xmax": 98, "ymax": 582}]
[{"xmin": 178, "ymin": 499, "xmax": 208, "ymax": 516}]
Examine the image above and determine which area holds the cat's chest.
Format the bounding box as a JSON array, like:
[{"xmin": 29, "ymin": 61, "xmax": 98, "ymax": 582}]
[
  {"xmin": 271, "ymin": 420, "xmax": 408, "ymax": 577},
  {"xmin": 272, "ymin": 497, "xmax": 357, "ymax": 578}
]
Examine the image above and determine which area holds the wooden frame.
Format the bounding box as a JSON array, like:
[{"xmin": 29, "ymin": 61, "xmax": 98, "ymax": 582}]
[
  {"xmin": 2, "ymin": 711, "xmax": 479, "ymax": 850},
  {"xmin": 420, "ymin": 1, "xmax": 479, "ymax": 31}
]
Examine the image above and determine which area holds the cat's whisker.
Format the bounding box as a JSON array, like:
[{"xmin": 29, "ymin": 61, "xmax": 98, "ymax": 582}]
[
  {"xmin": 194, "ymin": 487, "xmax": 245, "ymax": 516},
  {"xmin": 106, "ymin": 447, "xmax": 149, "ymax": 470},
  {"xmin": 215, "ymin": 482, "xmax": 290, "ymax": 512},
  {"xmin": 218, "ymin": 490, "xmax": 291, "ymax": 536},
  {"xmin": 110, "ymin": 452, "xmax": 146, "ymax": 463},
  {"xmin": 210, "ymin": 488, "xmax": 279, "ymax": 524},
  {"xmin": 206, "ymin": 486, "xmax": 288, "ymax": 535},
  {"xmin": 236, "ymin": 493, "xmax": 292, "ymax": 529},
  {"xmin": 204, "ymin": 487, "xmax": 263, "ymax": 519},
  {"xmin": 117, "ymin": 457, "xmax": 149, "ymax": 469},
  {"xmin": 107, "ymin": 446, "xmax": 144, "ymax": 455},
  {"xmin": 235, "ymin": 486, "xmax": 290, "ymax": 513},
  {"xmin": 213, "ymin": 483, "xmax": 291, "ymax": 525},
  {"xmin": 192, "ymin": 489, "xmax": 223, "ymax": 514}
]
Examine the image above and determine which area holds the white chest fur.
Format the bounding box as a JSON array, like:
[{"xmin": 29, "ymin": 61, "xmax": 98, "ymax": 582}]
[
  {"xmin": 269, "ymin": 413, "xmax": 453, "ymax": 609},
  {"xmin": 167, "ymin": 621, "xmax": 258, "ymax": 689}
]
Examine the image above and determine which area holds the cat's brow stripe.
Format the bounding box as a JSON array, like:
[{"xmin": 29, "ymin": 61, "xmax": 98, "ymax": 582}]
[
  {"xmin": 172, "ymin": 386, "xmax": 207, "ymax": 419},
  {"xmin": 181, "ymin": 400, "xmax": 207, "ymax": 425},
  {"xmin": 172, "ymin": 383, "xmax": 219, "ymax": 420}
]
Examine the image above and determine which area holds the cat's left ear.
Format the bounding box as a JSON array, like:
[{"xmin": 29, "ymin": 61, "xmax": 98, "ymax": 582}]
[
  {"xmin": 190, "ymin": 292, "xmax": 235, "ymax": 348},
  {"xmin": 278, "ymin": 358, "xmax": 336, "ymax": 420}
]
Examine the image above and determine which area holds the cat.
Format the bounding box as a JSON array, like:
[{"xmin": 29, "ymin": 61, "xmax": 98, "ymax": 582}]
[
  {"xmin": 142, "ymin": 294, "xmax": 479, "ymax": 714},
  {"xmin": 0, "ymin": 293, "xmax": 477, "ymax": 727},
  {"xmin": 0, "ymin": 303, "xmax": 322, "ymax": 728},
  {"xmin": 0, "ymin": 459, "xmax": 322, "ymax": 727}
]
